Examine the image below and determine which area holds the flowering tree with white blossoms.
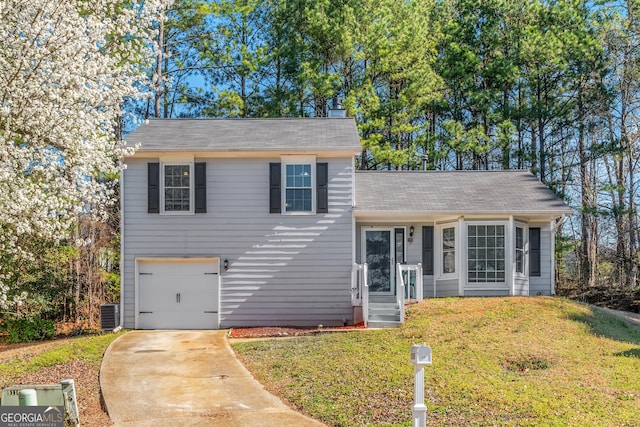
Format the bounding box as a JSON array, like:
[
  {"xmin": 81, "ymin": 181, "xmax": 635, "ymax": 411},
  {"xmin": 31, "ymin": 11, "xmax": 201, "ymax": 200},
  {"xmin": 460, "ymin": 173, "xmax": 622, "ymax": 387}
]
[{"xmin": 0, "ymin": 0, "xmax": 169, "ymax": 313}]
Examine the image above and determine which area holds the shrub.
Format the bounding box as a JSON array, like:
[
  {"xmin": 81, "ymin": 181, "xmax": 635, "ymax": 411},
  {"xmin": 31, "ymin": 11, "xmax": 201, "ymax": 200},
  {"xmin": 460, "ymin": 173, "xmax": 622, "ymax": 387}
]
[{"xmin": 5, "ymin": 317, "xmax": 56, "ymax": 343}]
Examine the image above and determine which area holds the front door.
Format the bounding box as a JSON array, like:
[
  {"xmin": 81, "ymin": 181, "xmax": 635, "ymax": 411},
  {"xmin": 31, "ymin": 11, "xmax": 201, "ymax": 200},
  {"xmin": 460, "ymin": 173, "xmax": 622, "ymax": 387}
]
[{"xmin": 364, "ymin": 228, "xmax": 394, "ymax": 294}]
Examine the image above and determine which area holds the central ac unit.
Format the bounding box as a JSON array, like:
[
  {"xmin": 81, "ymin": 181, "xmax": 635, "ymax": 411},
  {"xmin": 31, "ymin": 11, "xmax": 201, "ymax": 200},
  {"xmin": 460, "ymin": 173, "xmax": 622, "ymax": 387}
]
[{"xmin": 100, "ymin": 303, "xmax": 120, "ymax": 330}]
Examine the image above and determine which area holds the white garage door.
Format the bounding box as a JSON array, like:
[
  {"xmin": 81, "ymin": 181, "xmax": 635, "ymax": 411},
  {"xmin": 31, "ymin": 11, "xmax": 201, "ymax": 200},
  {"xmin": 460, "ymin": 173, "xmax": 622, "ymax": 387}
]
[{"xmin": 137, "ymin": 258, "xmax": 219, "ymax": 329}]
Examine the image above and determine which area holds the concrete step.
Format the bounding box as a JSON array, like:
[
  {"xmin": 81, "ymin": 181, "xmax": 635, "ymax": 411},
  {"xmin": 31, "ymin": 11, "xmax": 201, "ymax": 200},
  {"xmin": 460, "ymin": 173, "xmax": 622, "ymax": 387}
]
[
  {"xmin": 369, "ymin": 314, "xmax": 401, "ymax": 322},
  {"xmin": 369, "ymin": 302, "xmax": 399, "ymax": 309},
  {"xmin": 369, "ymin": 296, "xmax": 398, "ymax": 304},
  {"xmin": 367, "ymin": 320, "xmax": 402, "ymax": 328},
  {"xmin": 369, "ymin": 308, "xmax": 400, "ymax": 317},
  {"xmin": 368, "ymin": 302, "xmax": 401, "ymax": 324}
]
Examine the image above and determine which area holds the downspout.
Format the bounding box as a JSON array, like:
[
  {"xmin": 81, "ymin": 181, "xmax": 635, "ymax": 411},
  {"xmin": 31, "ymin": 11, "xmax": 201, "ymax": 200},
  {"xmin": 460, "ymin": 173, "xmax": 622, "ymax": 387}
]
[
  {"xmin": 508, "ymin": 216, "xmax": 515, "ymax": 296},
  {"xmin": 352, "ymin": 155, "xmax": 356, "ymax": 265}
]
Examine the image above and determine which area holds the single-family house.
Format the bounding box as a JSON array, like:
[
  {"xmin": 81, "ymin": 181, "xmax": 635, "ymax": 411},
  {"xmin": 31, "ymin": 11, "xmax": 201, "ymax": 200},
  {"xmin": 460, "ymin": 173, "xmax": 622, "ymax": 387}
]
[{"xmin": 120, "ymin": 115, "xmax": 571, "ymax": 329}]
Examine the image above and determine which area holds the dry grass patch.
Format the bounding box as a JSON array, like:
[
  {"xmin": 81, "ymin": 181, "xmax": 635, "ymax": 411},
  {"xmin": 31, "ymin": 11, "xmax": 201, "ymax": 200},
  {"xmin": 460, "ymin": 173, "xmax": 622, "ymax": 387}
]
[{"xmin": 232, "ymin": 297, "xmax": 640, "ymax": 426}]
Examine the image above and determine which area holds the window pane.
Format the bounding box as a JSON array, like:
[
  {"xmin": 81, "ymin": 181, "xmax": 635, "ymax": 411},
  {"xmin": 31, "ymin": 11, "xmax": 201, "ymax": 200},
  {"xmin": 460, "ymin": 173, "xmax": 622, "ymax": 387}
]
[
  {"xmin": 285, "ymin": 189, "xmax": 312, "ymax": 212},
  {"xmin": 443, "ymin": 252, "xmax": 455, "ymax": 273},
  {"xmin": 395, "ymin": 228, "xmax": 405, "ymax": 264},
  {"xmin": 443, "ymin": 228, "xmax": 455, "ymax": 249}
]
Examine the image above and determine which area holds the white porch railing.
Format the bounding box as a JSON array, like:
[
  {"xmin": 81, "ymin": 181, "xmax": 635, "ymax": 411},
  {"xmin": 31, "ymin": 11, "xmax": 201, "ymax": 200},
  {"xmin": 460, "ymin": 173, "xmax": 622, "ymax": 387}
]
[
  {"xmin": 397, "ymin": 263, "xmax": 424, "ymax": 302},
  {"xmin": 351, "ymin": 263, "xmax": 369, "ymax": 327}
]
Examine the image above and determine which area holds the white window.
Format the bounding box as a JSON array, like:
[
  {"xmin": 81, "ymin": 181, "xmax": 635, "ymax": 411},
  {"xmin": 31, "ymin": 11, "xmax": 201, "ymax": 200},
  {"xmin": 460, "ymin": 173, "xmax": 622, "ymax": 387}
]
[
  {"xmin": 285, "ymin": 164, "xmax": 312, "ymax": 211},
  {"xmin": 436, "ymin": 223, "xmax": 457, "ymax": 278},
  {"xmin": 442, "ymin": 227, "xmax": 456, "ymax": 274},
  {"xmin": 282, "ymin": 156, "xmax": 315, "ymax": 214},
  {"xmin": 161, "ymin": 163, "xmax": 193, "ymax": 214},
  {"xmin": 515, "ymin": 226, "xmax": 525, "ymax": 274},
  {"xmin": 468, "ymin": 224, "xmax": 505, "ymax": 283}
]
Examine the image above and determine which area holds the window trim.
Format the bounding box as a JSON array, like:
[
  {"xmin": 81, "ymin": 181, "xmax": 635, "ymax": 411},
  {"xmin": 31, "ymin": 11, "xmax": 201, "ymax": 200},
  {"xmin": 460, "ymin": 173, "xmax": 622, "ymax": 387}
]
[
  {"xmin": 160, "ymin": 161, "xmax": 195, "ymax": 215},
  {"xmin": 281, "ymin": 155, "xmax": 316, "ymax": 215},
  {"xmin": 436, "ymin": 223, "xmax": 458, "ymax": 280}
]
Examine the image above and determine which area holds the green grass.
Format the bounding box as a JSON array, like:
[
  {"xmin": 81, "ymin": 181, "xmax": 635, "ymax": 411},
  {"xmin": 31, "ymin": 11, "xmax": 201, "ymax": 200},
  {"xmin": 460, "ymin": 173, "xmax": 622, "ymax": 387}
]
[
  {"xmin": 0, "ymin": 331, "xmax": 125, "ymax": 385},
  {"xmin": 232, "ymin": 297, "xmax": 640, "ymax": 426}
]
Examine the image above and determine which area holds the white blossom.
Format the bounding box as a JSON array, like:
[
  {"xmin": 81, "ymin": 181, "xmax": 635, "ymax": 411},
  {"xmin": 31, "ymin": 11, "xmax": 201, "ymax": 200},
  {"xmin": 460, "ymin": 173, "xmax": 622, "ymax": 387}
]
[{"xmin": 0, "ymin": 0, "xmax": 169, "ymax": 311}]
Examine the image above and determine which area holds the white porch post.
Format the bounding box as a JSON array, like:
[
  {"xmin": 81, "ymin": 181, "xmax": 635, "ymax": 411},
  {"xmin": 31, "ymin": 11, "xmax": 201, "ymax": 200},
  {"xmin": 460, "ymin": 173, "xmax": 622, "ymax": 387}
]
[
  {"xmin": 458, "ymin": 217, "xmax": 465, "ymax": 294},
  {"xmin": 507, "ymin": 215, "xmax": 515, "ymax": 296}
]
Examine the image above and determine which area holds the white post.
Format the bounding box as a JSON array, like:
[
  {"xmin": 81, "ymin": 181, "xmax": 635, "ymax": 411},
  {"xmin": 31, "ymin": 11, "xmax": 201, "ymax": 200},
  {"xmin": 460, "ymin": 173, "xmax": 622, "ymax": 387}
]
[
  {"xmin": 61, "ymin": 379, "xmax": 80, "ymax": 427},
  {"xmin": 413, "ymin": 365, "xmax": 427, "ymax": 427},
  {"xmin": 409, "ymin": 344, "xmax": 431, "ymax": 427}
]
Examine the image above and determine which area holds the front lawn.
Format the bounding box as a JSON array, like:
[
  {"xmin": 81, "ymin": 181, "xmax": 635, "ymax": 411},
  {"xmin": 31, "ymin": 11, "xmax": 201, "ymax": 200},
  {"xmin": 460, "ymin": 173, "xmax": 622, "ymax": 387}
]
[{"xmin": 232, "ymin": 297, "xmax": 640, "ymax": 426}]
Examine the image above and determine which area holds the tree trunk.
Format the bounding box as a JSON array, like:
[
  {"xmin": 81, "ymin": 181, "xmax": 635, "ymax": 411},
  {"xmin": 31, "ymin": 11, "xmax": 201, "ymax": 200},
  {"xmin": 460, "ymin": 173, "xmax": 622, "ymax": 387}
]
[
  {"xmin": 578, "ymin": 91, "xmax": 597, "ymax": 290},
  {"xmin": 154, "ymin": 15, "xmax": 164, "ymax": 118}
]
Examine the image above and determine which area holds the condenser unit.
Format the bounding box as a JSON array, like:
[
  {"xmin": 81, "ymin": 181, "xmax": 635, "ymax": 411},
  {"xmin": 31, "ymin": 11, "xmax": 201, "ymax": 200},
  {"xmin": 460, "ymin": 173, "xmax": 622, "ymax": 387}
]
[{"xmin": 100, "ymin": 303, "xmax": 120, "ymax": 330}]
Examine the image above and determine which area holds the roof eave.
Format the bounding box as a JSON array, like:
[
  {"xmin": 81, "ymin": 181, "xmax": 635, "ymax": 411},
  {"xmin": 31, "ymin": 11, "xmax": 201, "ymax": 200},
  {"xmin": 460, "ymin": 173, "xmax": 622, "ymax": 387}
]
[
  {"xmin": 353, "ymin": 208, "xmax": 572, "ymax": 221},
  {"xmin": 127, "ymin": 147, "xmax": 362, "ymax": 158}
]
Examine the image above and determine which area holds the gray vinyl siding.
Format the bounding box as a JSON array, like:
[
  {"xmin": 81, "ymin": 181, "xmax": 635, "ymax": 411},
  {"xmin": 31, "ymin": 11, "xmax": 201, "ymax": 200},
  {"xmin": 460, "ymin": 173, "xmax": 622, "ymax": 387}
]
[
  {"xmin": 122, "ymin": 157, "xmax": 354, "ymax": 328},
  {"xmin": 513, "ymin": 276, "xmax": 528, "ymax": 296},
  {"xmin": 529, "ymin": 222, "xmax": 554, "ymax": 296},
  {"xmin": 423, "ymin": 276, "xmax": 435, "ymax": 298},
  {"xmin": 435, "ymin": 278, "xmax": 459, "ymax": 297},
  {"xmin": 465, "ymin": 289, "xmax": 510, "ymax": 297}
]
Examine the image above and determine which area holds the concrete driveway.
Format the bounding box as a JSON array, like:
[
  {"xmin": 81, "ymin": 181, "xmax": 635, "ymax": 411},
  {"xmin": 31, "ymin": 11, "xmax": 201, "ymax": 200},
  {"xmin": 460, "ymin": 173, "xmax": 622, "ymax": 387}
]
[{"xmin": 100, "ymin": 330, "xmax": 325, "ymax": 426}]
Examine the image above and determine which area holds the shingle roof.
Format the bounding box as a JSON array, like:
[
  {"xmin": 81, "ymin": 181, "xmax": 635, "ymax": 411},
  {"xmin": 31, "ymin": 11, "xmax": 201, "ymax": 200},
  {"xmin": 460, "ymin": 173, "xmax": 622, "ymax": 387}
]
[
  {"xmin": 355, "ymin": 170, "xmax": 571, "ymax": 215},
  {"xmin": 126, "ymin": 118, "xmax": 362, "ymax": 152}
]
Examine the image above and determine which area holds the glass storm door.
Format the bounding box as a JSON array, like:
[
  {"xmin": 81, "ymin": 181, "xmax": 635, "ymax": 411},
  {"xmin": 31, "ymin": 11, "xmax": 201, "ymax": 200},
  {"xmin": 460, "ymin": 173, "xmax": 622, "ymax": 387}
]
[{"xmin": 364, "ymin": 229, "xmax": 394, "ymax": 294}]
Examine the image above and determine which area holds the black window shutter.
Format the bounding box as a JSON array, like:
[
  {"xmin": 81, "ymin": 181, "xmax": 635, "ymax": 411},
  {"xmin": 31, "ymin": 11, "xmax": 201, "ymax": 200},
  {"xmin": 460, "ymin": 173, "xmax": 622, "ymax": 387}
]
[
  {"xmin": 195, "ymin": 162, "xmax": 207, "ymax": 213},
  {"xmin": 529, "ymin": 227, "xmax": 541, "ymax": 277},
  {"xmin": 148, "ymin": 162, "xmax": 159, "ymax": 213},
  {"xmin": 317, "ymin": 162, "xmax": 328, "ymax": 213},
  {"xmin": 269, "ymin": 163, "xmax": 281, "ymax": 213},
  {"xmin": 422, "ymin": 226, "xmax": 434, "ymax": 275}
]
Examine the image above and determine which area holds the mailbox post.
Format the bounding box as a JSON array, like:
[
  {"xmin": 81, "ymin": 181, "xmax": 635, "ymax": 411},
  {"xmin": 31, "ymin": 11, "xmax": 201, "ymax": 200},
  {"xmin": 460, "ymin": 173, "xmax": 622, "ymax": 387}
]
[{"xmin": 409, "ymin": 344, "xmax": 432, "ymax": 427}]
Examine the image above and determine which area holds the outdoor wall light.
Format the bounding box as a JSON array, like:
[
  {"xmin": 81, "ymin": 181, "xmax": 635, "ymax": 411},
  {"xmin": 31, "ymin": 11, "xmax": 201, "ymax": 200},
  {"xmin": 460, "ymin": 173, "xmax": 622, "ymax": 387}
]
[
  {"xmin": 409, "ymin": 226, "xmax": 415, "ymax": 237},
  {"xmin": 223, "ymin": 259, "xmax": 229, "ymax": 271}
]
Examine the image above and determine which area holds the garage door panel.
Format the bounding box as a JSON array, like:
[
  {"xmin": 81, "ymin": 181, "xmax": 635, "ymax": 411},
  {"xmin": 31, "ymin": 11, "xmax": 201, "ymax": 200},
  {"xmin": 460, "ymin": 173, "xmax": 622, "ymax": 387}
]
[
  {"xmin": 139, "ymin": 311, "xmax": 218, "ymax": 330},
  {"xmin": 137, "ymin": 259, "xmax": 219, "ymax": 330}
]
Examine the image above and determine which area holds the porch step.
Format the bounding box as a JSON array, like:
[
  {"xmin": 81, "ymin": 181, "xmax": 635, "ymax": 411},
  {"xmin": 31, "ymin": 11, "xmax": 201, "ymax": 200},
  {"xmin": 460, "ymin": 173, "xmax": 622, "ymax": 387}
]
[
  {"xmin": 368, "ymin": 320, "xmax": 402, "ymax": 328},
  {"xmin": 368, "ymin": 302, "xmax": 402, "ymax": 324},
  {"xmin": 369, "ymin": 296, "xmax": 397, "ymax": 304}
]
